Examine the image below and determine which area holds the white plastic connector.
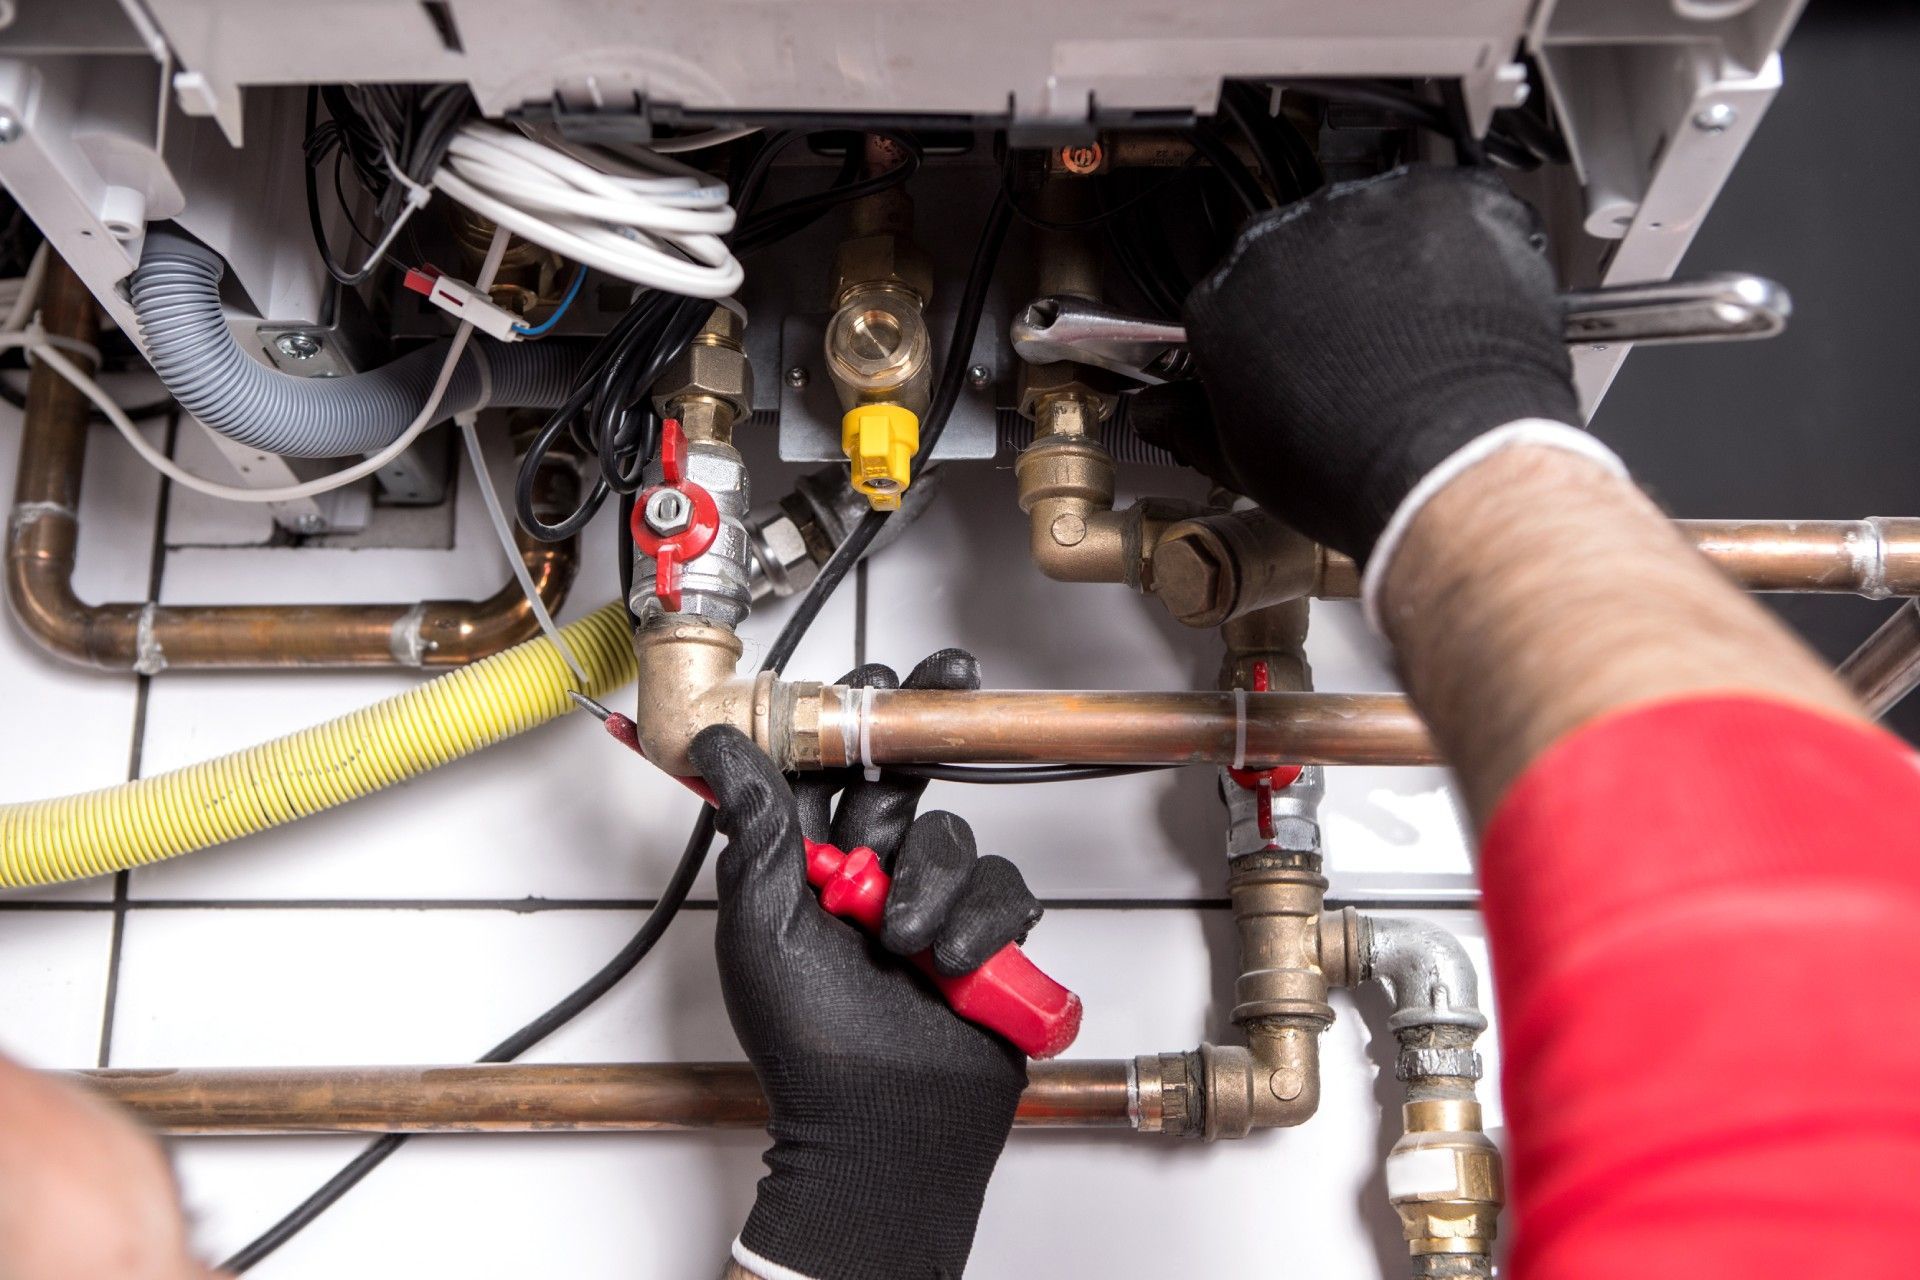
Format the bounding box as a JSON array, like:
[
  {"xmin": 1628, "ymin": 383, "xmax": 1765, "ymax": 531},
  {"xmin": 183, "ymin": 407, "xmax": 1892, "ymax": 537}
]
[{"xmin": 403, "ymin": 267, "xmax": 524, "ymax": 343}]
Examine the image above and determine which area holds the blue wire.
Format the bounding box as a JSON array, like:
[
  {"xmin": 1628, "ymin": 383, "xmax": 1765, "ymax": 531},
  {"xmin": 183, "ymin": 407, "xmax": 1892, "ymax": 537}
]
[{"xmin": 512, "ymin": 265, "xmax": 587, "ymax": 337}]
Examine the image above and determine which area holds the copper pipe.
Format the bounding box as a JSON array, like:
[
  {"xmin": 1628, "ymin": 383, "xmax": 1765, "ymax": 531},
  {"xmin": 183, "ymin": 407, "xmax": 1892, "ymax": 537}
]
[
  {"xmin": 1839, "ymin": 598, "xmax": 1920, "ymax": 719},
  {"xmin": 5, "ymin": 255, "xmax": 580, "ymax": 671},
  {"xmin": 72, "ymin": 1061, "xmax": 1136, "ymax": 1135},
  {"xmin": 804, "ymin": 687, "xmax": 1438, "ymax": 768},
  {"xmin": 1302, "ymin": 519, "xmax": 1920, "ymax": 603}
]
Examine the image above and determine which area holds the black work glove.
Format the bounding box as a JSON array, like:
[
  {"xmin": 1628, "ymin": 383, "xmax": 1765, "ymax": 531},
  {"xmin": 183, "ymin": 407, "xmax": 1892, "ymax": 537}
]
[
  {"xmin": 688, "ymin": 651, "xmax": 1044, "ymax": 1280},
  {"xmin": 1149, "ymin": 164, "xmax": 1584, "ymax": 566}
]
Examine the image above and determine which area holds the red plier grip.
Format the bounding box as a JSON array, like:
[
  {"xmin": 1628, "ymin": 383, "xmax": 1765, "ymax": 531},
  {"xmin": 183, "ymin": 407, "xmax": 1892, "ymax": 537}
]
[{"xmin": 803, "ymin": 837, "xmax": 1083, "ymax": 1059}]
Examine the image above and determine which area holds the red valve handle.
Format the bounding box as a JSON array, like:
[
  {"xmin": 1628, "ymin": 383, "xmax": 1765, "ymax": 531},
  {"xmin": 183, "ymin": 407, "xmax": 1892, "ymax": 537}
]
[{"xmin": 804, "ymin": 837, "xmax": 1083, "ymax": 1059}]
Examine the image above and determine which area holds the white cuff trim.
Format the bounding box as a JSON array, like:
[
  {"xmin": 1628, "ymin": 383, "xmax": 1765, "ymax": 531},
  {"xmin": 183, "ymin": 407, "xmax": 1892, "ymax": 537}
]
[
  {"xmin": 1360, "ymin": 419, "xmax": 1629, "ymax": 633},
  {"xmin": 731, "ymin": 1237, "xmax": 821, "ymax": 1280}
]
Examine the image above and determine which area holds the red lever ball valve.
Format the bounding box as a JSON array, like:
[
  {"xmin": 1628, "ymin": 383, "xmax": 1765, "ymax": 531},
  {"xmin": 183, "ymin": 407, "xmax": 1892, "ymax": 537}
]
[{"xmin": 629, "ymin": 420, "xmax": 721, "ymax": 612}]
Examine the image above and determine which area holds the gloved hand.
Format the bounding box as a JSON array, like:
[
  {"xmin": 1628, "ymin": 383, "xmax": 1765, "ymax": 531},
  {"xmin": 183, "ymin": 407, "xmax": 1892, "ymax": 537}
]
[
  {"xmin": 1148, "ymin": 164, "xmax": 1593, "ymax": 568},
  {"xmin": 688, "ymin": 650, "xmax": 1043, "ymax": 1280}
]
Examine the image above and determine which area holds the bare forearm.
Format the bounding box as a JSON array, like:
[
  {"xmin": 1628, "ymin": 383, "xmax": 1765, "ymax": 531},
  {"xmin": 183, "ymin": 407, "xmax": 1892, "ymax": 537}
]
[{"xmin": 1380, "ymin": 445, "xmax": 1859, "ymax": 820}]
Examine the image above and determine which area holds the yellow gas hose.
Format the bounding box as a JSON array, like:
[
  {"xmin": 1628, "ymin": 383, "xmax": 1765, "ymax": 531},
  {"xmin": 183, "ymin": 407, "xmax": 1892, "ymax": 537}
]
[{"xmin": 0, "ymin": 602, "xmax": 636, "ymax": 889}]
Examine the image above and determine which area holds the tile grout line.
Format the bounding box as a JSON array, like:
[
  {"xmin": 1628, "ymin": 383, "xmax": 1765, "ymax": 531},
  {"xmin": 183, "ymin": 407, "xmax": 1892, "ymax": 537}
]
[
  {"xmin": 7, "ymin": 894, "xmax": 1483, "ymax": 914},
  {"xmin": 95, "ymin": 412, "xmax": 179, "ymax": 1070}
]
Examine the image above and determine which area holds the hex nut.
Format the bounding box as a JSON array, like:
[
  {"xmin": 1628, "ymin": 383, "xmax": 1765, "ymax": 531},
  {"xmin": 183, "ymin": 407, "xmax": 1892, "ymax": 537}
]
[
  {"xmin": 650, "ymin": 341, "xmax": 754, "ymax": 419},
  {"xmin": 643, "ymin": 488, "xmax": 694, "ymax": 536},
  {"xmin": 1153, "ymin": 532, "xmax": 1235, "ymax": 627}
]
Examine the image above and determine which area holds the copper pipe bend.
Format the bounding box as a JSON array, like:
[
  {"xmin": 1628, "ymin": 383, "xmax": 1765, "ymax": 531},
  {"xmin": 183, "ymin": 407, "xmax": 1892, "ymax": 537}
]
[{"xmin": 4, "ymin": 255, "xmax": 580, "ymax": 671}]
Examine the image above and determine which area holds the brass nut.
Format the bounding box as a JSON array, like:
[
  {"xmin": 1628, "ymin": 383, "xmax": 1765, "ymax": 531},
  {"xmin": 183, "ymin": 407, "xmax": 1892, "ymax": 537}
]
[
  {"xmin": 1017, "ymin": 362, "xmax": 1120, "ymax": 422},
  {"xmin": 650, "ymin": 341, "xmax": 754, "ymax": 421},
  {"xmin": 1154, "ymin": 533, "xmax": 1235, "ymax": 627},
  {"xmin": 1050, "ymin": 513, "xmax": 1088, "ymax": 547},
  {"xmin": 831, "ymin": 233, "xmax": 934, "ymax": 307}
]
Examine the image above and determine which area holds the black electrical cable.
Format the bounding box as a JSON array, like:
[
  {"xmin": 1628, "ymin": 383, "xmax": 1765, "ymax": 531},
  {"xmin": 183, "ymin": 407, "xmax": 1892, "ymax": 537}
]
[
  {"xmin": 512, "ymin": 129, "xmax": 925, "ymax": 544},
  {"xmin": 218, "ymin": 806, "xmax": 719, "ymax": 1275},
  {"xmin": 225, "ymin": 165, "xmax": 1011, "ymax": 1273},
  {"xmin": 1186, "ymin": 126, "xmax": 1267, "ymax": 215}
]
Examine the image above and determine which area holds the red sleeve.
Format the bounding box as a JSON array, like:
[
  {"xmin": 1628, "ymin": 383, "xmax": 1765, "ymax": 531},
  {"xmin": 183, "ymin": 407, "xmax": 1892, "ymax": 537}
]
[{"xmin": 1482, "ymin": 695, "xmax": 1920, "ymax": 1280}]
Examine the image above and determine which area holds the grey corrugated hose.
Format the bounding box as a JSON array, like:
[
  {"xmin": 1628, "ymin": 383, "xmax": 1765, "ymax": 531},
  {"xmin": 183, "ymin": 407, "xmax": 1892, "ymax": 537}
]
[{"xmin": 128, "ymin": 229, "xmax": 585, "ymax": 458}]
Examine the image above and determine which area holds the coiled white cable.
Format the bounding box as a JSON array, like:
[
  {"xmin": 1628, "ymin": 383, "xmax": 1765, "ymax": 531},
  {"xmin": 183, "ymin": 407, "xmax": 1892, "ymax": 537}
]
[{"xmin": 433, "ymin": 122, "xmax": 743, "ymax": 299}]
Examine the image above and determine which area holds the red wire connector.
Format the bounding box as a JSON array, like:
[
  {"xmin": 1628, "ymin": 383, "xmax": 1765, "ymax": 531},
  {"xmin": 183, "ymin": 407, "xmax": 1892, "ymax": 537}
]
[
  {"xmin": 628, "ymin": 420, "xmax": 720, "ymax": 612},
  {"xmin": 804, "ymin": 837, "xmax": 1084, "ymax": 1059},
  {"xmin": 1227, "ymin": 660, "xmax": 1304, "ymax": 845},
  {"xmin": 402, "ymin": 265, "xmax": 526, "ymax": 342}
]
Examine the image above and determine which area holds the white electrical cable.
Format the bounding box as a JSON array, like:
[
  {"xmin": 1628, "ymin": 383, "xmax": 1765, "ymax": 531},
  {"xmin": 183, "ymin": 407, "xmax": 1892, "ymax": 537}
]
[
  {"xmin": 2, "ymin": 244, "xmax": 47, "ymax": 333},
  {"xmin": 433, "ymin": 122, "xmax": 743, "ymax": 298},
  {"xmin": 455, "ymin": 411, "xmax": 589, "ymax": 685},
  {"xmin": 16, "ymin": 228, "xmax": 512, "ymax": 505}
]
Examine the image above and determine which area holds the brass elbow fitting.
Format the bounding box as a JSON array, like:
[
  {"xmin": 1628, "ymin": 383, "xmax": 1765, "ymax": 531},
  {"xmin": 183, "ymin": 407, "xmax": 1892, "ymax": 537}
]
[
  {"xmin": 1015, "ymin": 397, "xmax": 1198, "ymax": 587},
  {"xmin": 629, "ymin": 617, "xmax": 761, "ymax": 776},
  {"xmin": 1144, "ymin": 855, "xmax": 1354, "ymax": 1140},
  {"xmin": 1388, "ymin": 1095, "xmax": 1504, "ymax": 1272}
]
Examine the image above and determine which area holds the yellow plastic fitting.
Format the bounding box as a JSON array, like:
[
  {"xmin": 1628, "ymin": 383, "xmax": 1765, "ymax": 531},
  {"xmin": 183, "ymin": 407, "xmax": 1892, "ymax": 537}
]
[
  {"xmin": 841, "ymin": 403, "xmax": 920, "ymax": 511},
  {"xmin": 0, "ymin": 602, "xmax": 638, "ymax": 889}
]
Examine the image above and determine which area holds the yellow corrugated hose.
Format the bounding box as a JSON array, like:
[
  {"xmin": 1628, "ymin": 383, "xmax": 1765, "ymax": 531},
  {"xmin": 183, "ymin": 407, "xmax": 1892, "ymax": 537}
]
[{"xmin": 0, "ymin": 601, "xmax": 637, "ymax": 889}]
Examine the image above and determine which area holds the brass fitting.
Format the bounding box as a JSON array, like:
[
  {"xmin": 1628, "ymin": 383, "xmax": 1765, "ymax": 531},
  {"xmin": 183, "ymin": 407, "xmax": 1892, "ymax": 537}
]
[
  {"xmin": 831, "ymin": 233, "xmax": 933, "ymax": 311},
  {"xmin": 825, "ymin": 287, "xmax": 932, "ymax": 419},
  {"xmin": 1152, "ymin": 852, "xmax": 1353, "ymax": 1140},
  {"xmin": 825, "ymin": 187, "xmax": 934, "ymax": 513},
  {"xmin": 1220, "ymin": 599, "xmax": 1312, "ymax": 696},
  {"xmin": 1015, "ymin": 396, "xmax": 1199, "ymax": 586},
  {"xmin": 651, "ymin": 306, "xmax": 754, "ymax": 445},
  {"xmin": 1388, "ymin": 1096, "xmax": 1504, "ymax": 1269},
  {"xmin": 629, "ymin": 617, "xmax": 759, "ymax": 776},
  {"xmin": 1153, "ymin": 508, "xmax": 1360, "ymax": 628}
]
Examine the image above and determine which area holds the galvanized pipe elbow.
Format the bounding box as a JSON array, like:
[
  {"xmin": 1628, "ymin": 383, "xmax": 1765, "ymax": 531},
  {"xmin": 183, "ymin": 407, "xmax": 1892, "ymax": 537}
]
[{"xmin": 1364, "ymin": 916, "xmax": 1489, "ymax": 1035}]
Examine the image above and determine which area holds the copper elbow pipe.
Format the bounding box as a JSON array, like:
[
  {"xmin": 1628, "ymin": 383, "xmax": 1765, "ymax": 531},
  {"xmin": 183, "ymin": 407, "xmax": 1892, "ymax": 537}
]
[
  {"xmin": 804, "ymin": 686, "xmax": 1438, "ymax": 768},
  {"xmin": 71, "ymin": 1061, "xmax": 1137, "ymax": 1134},
  {"xmin": 4, "ymin": 255, "xmax": 579, "ymax": 671}
]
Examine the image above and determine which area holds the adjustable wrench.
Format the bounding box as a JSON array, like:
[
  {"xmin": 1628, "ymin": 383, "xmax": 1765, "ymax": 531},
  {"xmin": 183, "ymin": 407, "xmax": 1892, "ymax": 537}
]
[{"xmin": 1009, "ymin": 273, "xmax": 1793, "ymax": 386}]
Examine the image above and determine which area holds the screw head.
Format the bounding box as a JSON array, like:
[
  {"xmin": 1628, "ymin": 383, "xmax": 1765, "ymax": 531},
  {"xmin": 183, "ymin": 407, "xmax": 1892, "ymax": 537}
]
[
  {"xmin": 274, "ymin": 332, "xmax": 322, "ymax": 361},
  {"xmin": 967, "ymin": 363, "xmax": 992, "ymax": 389},
  {"xmin": 784, "ymin": 365, "xmax": 810, "ymax": 390},
  {"xmin": 0, "ymin": 112, "xmax": 19, "ymax": 144},
  {"xmin": 1693, "ymin": 102, "xmax": 1737, "ymax": 133},
  {"xmin": 643, "ymin": 487, "xmax": 694, "ymax": 536}
]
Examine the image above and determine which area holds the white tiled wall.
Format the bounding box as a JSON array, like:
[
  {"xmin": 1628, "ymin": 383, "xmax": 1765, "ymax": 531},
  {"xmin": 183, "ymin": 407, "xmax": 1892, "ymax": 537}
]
[{"xmin": 0, "ymin": 403, "xmax": 1496, "ymax": 1277}]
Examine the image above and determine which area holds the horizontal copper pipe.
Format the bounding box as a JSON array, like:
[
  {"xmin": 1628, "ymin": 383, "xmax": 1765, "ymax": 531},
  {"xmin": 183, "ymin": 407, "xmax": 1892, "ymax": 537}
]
[
  {"xmin": 73, "ymin": 1061, "xmax": 1136, "ymax": 1134},
  {"xmin": 1839, "ymin": 598, "xmax": 1920, "ymax": 719},
  {"xmin": 4, "ymin": 255, "xmax": 579, "ymax": 671},
  {"xmin": 1677, "ymin": 518, "xmax": 1920, "ymax": 597},
  {"xmin": 808, "ymin": 687, "xmax": 1438, "ymax": 768},
  {"xmin": 1306, "ymin": 519, "xmax": 1920, "ymax": 601}
]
